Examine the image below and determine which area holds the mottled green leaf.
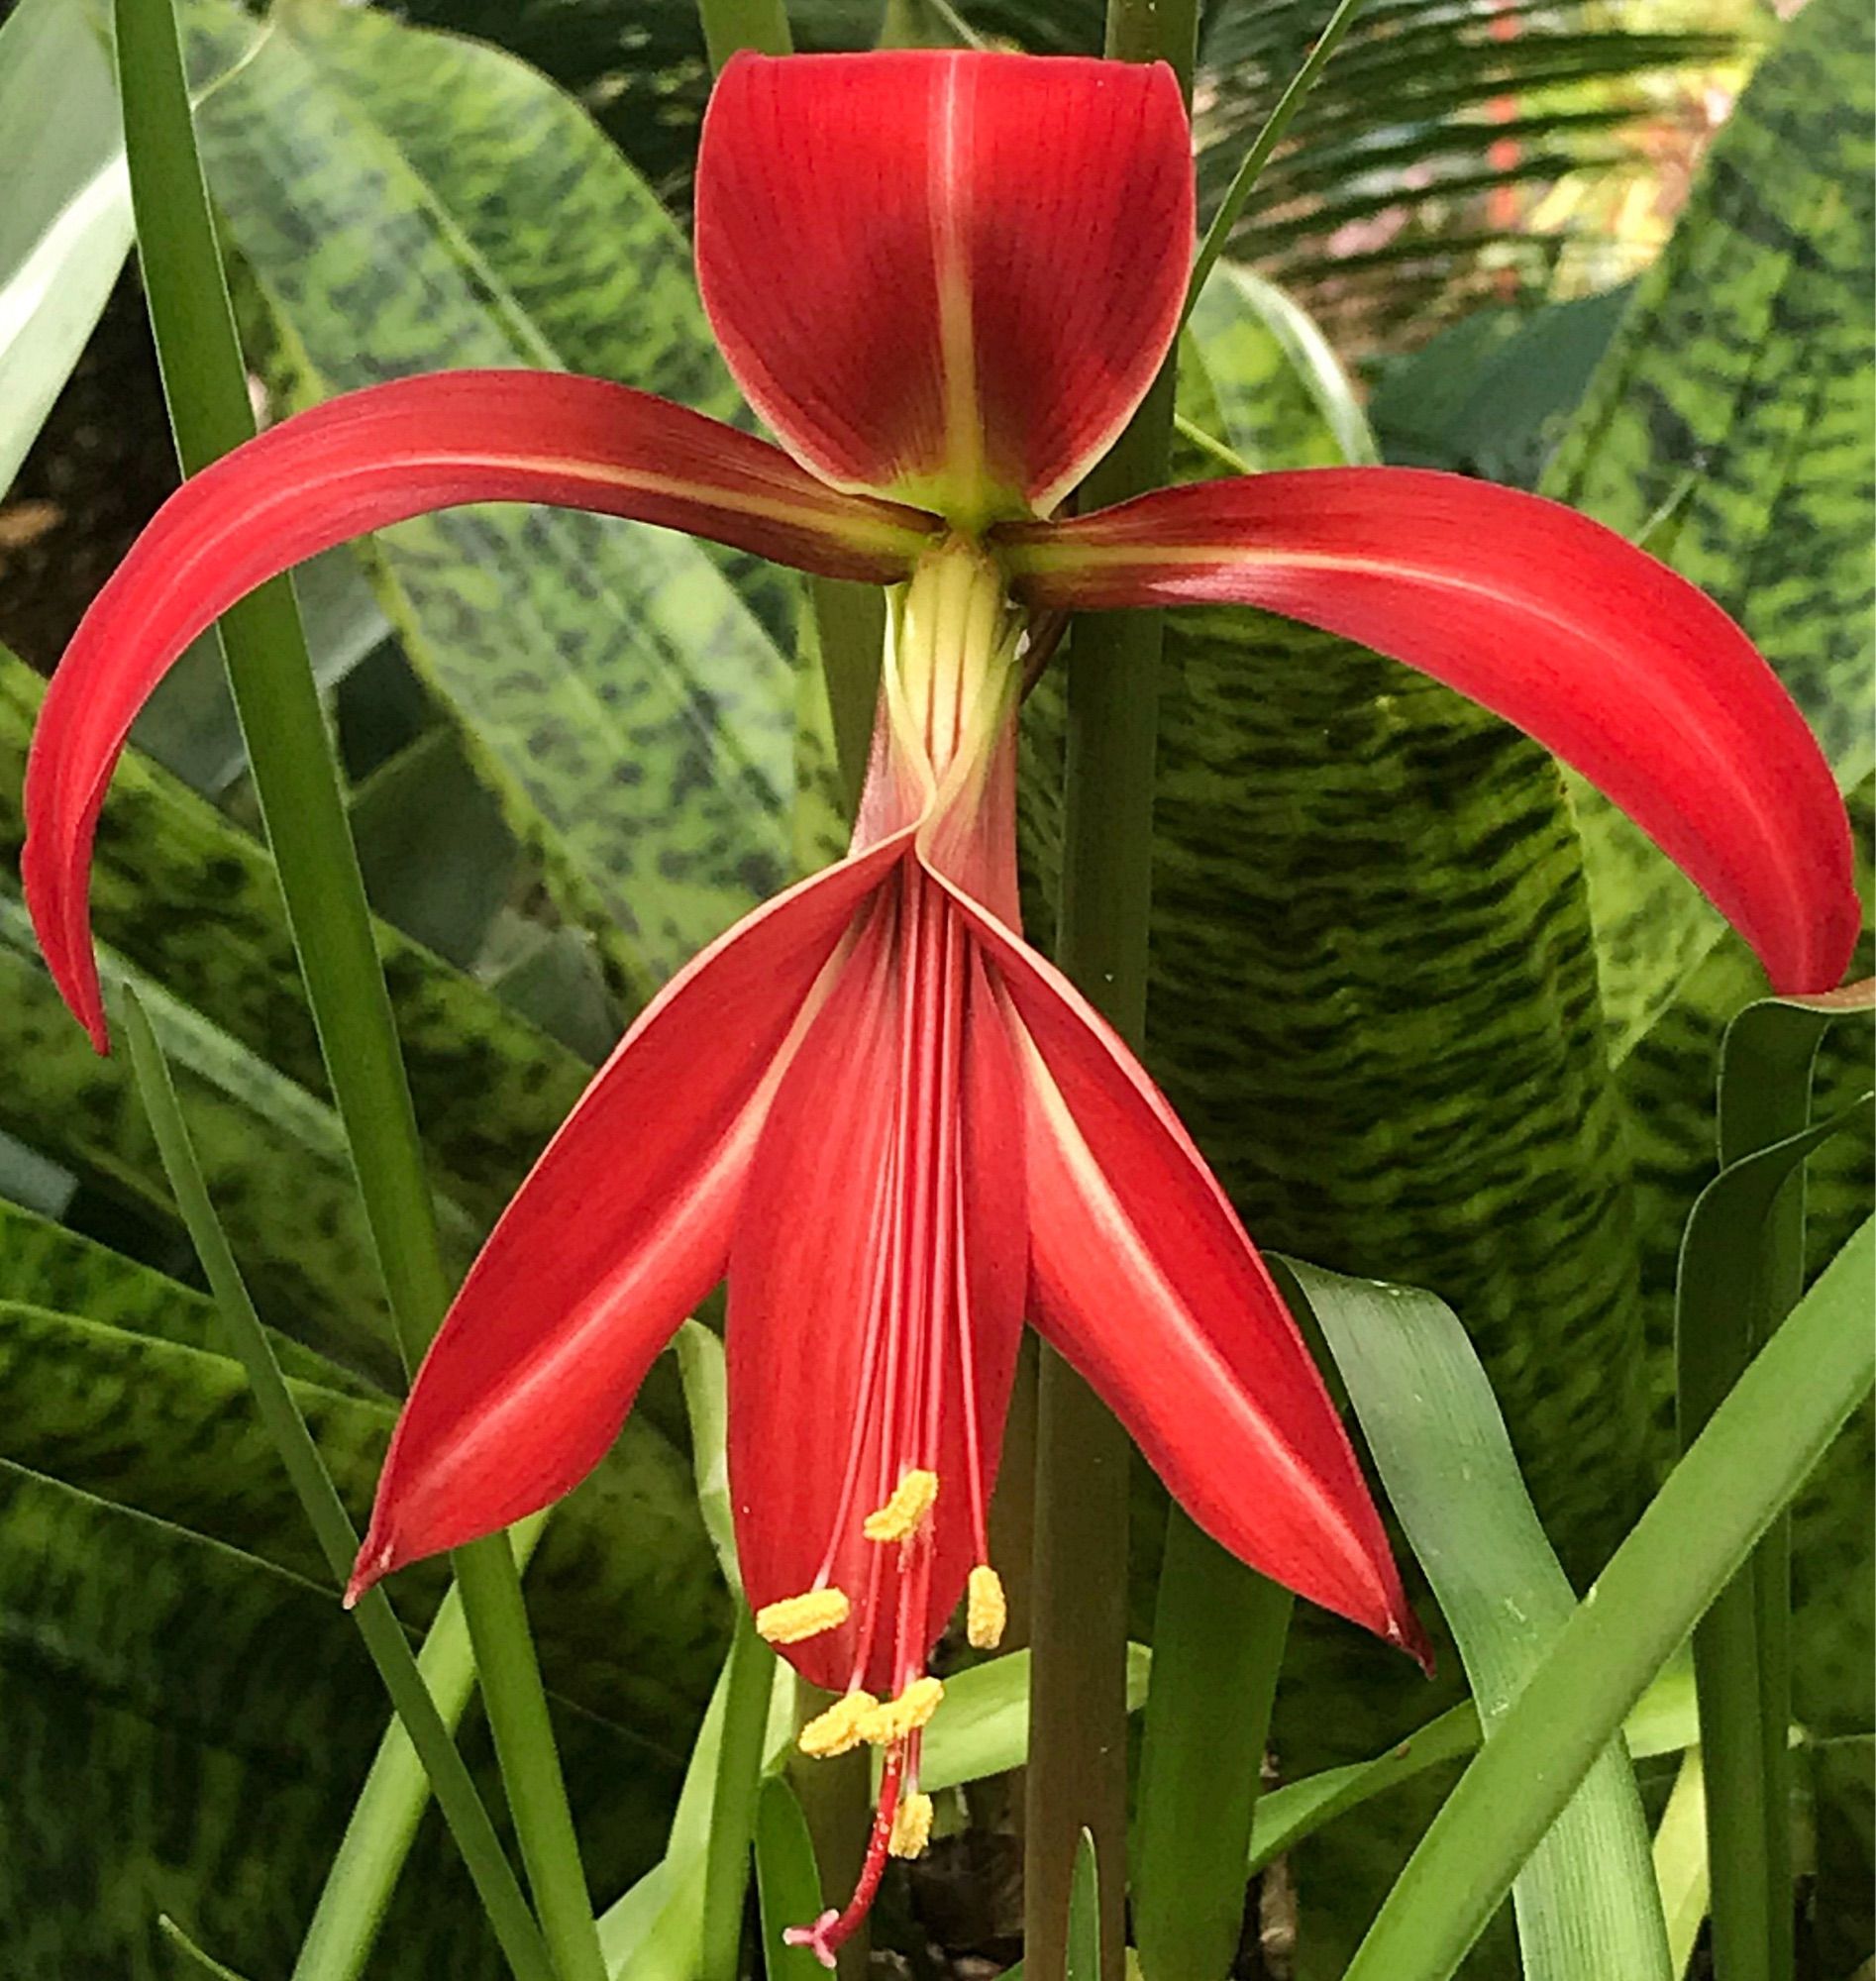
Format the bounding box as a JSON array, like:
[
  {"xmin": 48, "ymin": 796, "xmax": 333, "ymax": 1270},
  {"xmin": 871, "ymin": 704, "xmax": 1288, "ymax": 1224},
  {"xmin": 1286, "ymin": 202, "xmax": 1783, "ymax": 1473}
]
[
  {"xmin": 0, "ymin": 648, "xmax": 593, "ymax": 1240},
  {"xmin": 0, "ymin": 897, "xmax": 472, "ymax": 1381},
  {"xmin": 186, "ymin": 0, "xmax": 805, "ymax": 1000},
  {"xmin": 0, "ymin": 1290, "xmax": 722, "ymax": 1977},
  {"xmin": 1542, "ymin": 0, "xmax": 1875, "ymax": 1053}
]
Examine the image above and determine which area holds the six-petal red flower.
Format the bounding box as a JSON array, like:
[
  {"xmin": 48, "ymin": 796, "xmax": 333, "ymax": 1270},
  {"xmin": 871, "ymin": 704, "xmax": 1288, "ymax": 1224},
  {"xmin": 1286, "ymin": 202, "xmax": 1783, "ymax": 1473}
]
[{"xmin": 19, "ymin": 47, "xmax": 1858, "ymax": 1966}]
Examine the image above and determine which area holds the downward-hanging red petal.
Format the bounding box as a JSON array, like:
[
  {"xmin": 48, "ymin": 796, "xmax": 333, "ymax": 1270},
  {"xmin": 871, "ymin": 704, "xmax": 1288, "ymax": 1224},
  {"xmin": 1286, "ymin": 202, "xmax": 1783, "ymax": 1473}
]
[
  {"xmin": 24, "ymin": 370, "xmax": 938, "ymax": 1050},
  {"xmin": 933, "ymin": 877, "xmax": 1426, "ymax": 1662},
  {"xmin": 696, "ymin": 52, "xmax": 1194, "ymax": 527},
  {"xmin": 727, "ymin": 864, "xmax": 1027, "ymax": 1696},
  {"xmin": 348, "ymin": 834, "xmax": 910, "ymax": 1602},
  {"xmin": 996, "ymin": 469, "xmax": 1858, "ymax": 997}
]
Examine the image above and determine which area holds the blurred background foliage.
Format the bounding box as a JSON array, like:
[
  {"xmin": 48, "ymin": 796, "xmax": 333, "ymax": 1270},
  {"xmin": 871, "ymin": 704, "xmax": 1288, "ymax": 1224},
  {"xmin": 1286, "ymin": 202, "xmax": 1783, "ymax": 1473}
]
[{"xmin": 0, "ymin": 0, "xmax": 1867, "ymax": 1974}]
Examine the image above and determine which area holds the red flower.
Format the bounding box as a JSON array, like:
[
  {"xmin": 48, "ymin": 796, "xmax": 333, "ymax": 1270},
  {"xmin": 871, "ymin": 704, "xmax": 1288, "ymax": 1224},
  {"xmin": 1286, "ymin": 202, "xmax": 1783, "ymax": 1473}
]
[{"xmin": 22, "ymin": 50, "xmax": 1855, "ymax": 1965}]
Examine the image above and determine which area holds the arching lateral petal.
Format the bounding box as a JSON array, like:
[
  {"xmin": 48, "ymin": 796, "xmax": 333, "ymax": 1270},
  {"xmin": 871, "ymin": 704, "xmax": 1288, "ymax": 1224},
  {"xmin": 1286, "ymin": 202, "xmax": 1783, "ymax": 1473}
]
[
  {"xmin": 350, "ymin": 835, "xmax": 909, "ymax": 1599},
  {"xmin": 696, "ymin": 52, "xmax": 1193, "ymax": 523},
  {"xmin": 934, "ymin": 881, "xmax": 1422, "ymax": 1656},
  {"xmin": 24, "ymin": 370, "xmax": 937, "ymax": 1049},
  {"xmin": 998, "ymin": 469, "xmax": 1859, "ymax": 996}
]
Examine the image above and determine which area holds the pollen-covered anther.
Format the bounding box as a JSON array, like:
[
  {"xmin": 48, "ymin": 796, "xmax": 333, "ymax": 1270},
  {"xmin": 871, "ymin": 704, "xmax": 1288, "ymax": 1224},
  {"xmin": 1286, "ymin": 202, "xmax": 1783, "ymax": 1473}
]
[
  {"xmin": 797, "ymin": 1688, "xmax": 881, "ymax": 1758},
  {"xmin": 859, "ymin": 1674, "xmax": 945, "ymax": 1745},
  {"xmin": 966, "ymin": 1564, "xmax": 1006, "ymax": 1650},
  {"xmin": 888, "ymin": 1792, "xmax": 935, "ymax": 1859},
  {"xmin": 755, "ymin": 1587, "xmax": 851, "ymax": 1645},
  {"xmin": 862, "ymin": 1468, "xmax": 940, "ymax": 1544}
]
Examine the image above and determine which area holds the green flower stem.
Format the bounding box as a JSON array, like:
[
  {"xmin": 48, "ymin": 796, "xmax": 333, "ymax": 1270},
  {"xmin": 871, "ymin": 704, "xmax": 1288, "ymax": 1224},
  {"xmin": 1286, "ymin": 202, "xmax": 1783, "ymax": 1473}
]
[
  {"xmin": 295, "ymin": 1519, "xmax": 548, "ymax": 1981},
  {"xmin": 1132, "ymin": 1512, "xmax": 1292, "ymax": 1981},
  {"xmin": 1024, "ymin": 9, "xmax": 1197, "ymax": 1980},
  {"xmin": 700, "ymin": 1611, "xmax": 780, "ymax": 1981},
  {"xmin": 1343, "ymin": 1214, "xmax": 1875, "ymax": 1981},
  {"xmin": 119, "ymin": 990, "xmax": 555, "ymax": 1981},
  {"xmin": 696, "ymin": 0, "xmax": 792, "ymax": 67},
  {"xmin": 1183, "ymin": 0, "xmax": 1370, "ymax": 322},
  {"xmin": 114, "ymin": 7, "xmax": 604, "ymax": 1979}
]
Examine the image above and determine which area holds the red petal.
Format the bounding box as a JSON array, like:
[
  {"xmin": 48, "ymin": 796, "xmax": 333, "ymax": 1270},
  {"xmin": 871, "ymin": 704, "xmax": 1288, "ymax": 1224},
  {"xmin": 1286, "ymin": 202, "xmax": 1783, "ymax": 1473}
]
[
  {"xmin": 933, "ymin": 879, "xmax": 1424, "ymax": 1658},
  {"xmin": 728, "ymin": 868, "xmax": 1027, "ymax": 1693},
  {"xmin": 24, "ymin": 371, "xmax": 937, "ymax": 1051},
  {"xmin": 696, "ymin": 52, "xmax": 1193, "ymax": 525},
  {"xmin": 348, "ymin": 835, "xmax": 909, "ymax": 1599},
  {"xmin": 997, "ymin": 469, "xmax": 1859, "ymax": 997}
]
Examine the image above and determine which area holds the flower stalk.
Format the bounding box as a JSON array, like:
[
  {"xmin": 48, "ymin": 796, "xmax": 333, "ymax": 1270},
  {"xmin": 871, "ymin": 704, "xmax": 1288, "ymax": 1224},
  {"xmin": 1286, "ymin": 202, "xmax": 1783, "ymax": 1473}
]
[{"xmin": 1024, "ymin": 3, "xmax": 1197, "ymax": 1975}]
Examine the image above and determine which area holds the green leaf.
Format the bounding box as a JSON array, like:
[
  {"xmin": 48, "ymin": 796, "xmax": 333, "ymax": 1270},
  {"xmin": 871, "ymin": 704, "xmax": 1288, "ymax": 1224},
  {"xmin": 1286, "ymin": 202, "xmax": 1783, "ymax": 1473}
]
[
  {"xmin": 158, "ymin": 1915, "xmax": 259, "ymax": 1981},
  {"xmin": 0, "ymin": 896, "xmax": 476, "ymax": 1381},
  {"xmin": 1065, "ymin": 1829, "xmax": 1100, "ymax": 1981},
  {"xmin": 0, "ymin": 643, "xmax": 593, "ymax": 1257},
  {"xmin": 186, "ymin": 0, "xmax": 806, "ymax": 1000},
  {"xmin": 134, "ymin": 546, "xmax": 390, "ymax": 800},
  {"xmin": 1343, "ymin": 1215, "xmax": 1876, "ymax": 1981},
  {"xmin": 1293, "ymin": 1260, "xmax": 1670, "ymax": 1980},
  {"xmin": 0, "ymin": 0, "xmax": 132, "ymax": 494},
  {"xmin": 1246, "ymin": 1656, "xmax": 1702, "ymax": 1876},
  {"xmin": 753, "ymin": 1778, "xmax": 827, "ymax": 1981},
  {"xmin": 1183, "ymin": 262, "xmax": 1375, "ymax": 470},
  {"xmin": 1650, "ymin": 1751, "xmax": 1710, "ymax": 1980},
  {"xmin": 121, "ymin": 982, "xmax": 556, "ymax": 1981},
  {"xmin": 676, "ymin": 1319, "xmax": 739, "ymax": 1600},
  {"xmin": 349, "ymin": 725, "xmax": 518, "ymax": 969},
  {"xmin": 1541, "ymin": 0, "xmax": 1875, "ymax": 1053},
  {"xmin": 1368, "ymin": 286, "xmax": 1632, "ymax": 488}
]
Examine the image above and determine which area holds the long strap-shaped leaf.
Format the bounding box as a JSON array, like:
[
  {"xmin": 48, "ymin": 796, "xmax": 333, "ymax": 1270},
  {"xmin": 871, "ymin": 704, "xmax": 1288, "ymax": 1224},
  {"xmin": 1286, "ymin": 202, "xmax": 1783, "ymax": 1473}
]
[
  {"xmin": 1342, "ymin": 1213, "xmax": 1876, "ymax": 1981},
  {"xmin": 1293, "ymin": 1260, "xmax": 1670, "ymax": 1981}
]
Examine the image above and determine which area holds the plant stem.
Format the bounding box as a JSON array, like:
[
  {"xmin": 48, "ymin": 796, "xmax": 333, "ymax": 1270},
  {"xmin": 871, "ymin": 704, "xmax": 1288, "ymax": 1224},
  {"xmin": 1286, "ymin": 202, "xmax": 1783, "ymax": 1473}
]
[
  {"xmin": 700, "ymin": 1611, "xmax": 779, "ymax": 1981},
  {"xmin": 1343, "ymin": 1215, "xmax": 1875, "ymax": 1981},
  {"xmin": 696, "ymin": 0, "xmax": 792, "ymax": 65},
  {"xmin": 114, "ymin": 7, "xmax": 604, "ymax": 1977},
  {"xmin": 1024, "ymin": 8, "xmax": 1196, "ymax": 1979},
  {"xmin": 1132, "ymin": 1512, "xmax": 1292, "ymax": 1981},
  {"xmin": 120, "ymin": 990, "xmax": 555, "ymax": 1981}
]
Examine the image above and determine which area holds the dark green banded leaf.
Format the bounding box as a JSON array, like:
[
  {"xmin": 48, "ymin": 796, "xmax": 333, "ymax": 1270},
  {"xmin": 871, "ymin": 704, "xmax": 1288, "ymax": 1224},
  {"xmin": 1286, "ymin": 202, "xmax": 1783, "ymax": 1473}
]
[{"xmin": 1542, "ymin": 0, "xmax": 1875, "ymax": 1054}]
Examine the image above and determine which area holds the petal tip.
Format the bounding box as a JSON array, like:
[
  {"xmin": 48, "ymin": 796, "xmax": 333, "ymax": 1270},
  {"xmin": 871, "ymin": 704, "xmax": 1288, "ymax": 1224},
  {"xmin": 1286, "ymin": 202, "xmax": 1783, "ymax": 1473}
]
[{"xmin": 344, "ymin": 1531, "xmax": 396, "ymax": 1610}]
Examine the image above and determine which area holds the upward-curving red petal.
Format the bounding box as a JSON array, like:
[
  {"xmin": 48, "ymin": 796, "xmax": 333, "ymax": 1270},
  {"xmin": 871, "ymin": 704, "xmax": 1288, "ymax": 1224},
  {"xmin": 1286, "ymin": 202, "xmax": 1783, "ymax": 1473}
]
[
  {"xmin": 932, "ymin": 878, "xmax": 1425, "ymax": 1660},
  {"xmin": 696, "ymin": 52, "xmax": 1194, "ymax": 527},
  {"xmin": 997, "ymin": 469, "xmax": 1859, "ymax": 997},
  {"xmin": 348, "ymin": 834, "xmax": 909, "ymax": 1602},
  {"xmin": 24, "ymin": 370, "xmax": 937, "ymax": 1050}
]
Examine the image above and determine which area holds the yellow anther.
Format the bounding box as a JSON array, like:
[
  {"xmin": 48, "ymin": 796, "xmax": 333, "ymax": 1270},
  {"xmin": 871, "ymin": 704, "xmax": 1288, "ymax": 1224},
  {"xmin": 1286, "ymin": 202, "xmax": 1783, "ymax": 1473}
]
[
  {"xmin": 888, "ymin": 1792, "xmax": 935, "ymax": 1859},
  {"xmin": 755, "ymin": 1588, "xmax": 851, "ymax": 1646},
  {"xmin": 859, "ymin": 1674, "xmax": 946, "ymax": 1745},
  {"xmin": 863, "ymin": 1468, "xmax": 940, "ymax": 1544},
  {"xmin": 797, "ymin": 1689, "xmax": 880, "ymax": 1759},
  {"xmin": 966, "ymin": 1565, "xmax": 1007, "ymax": 1650}
]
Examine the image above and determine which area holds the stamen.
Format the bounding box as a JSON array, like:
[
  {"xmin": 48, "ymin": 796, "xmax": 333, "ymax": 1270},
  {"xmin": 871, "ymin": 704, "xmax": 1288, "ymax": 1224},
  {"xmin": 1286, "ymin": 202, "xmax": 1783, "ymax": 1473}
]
[
  {"xmin": 755, "ymin": 1588, "xmax": 851, "ymax": 1645},
  {"xmin": 966, "ymin": 1565, "xmax": 1006, "ymax": 1650},
  {"xmin": 797, "ymin": 1689, "xmax": 880, "ymax": 1758},
  {"xmin": 859, "ymin": 1674, "xmax": 945, "ymax": 1745},
  {"xmin": 862, "ymin": 1468, "xmax": 940, "ymax": 1544},
  {"xmin": 888, "ymin": 1792, "xmax": 934, "ymax": 1859}
]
